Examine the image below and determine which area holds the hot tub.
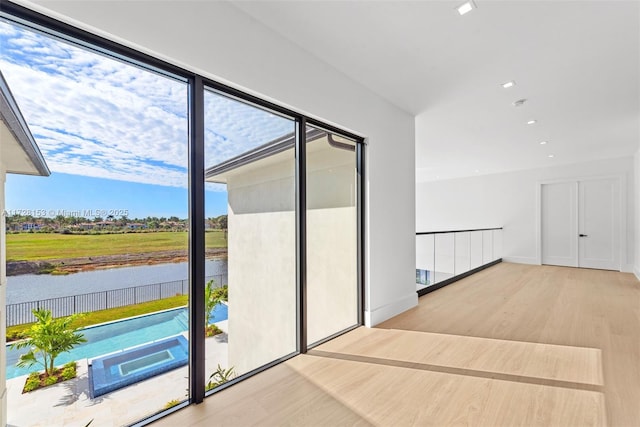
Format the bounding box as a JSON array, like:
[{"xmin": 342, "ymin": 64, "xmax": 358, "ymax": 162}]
[{"xmin": 88, "ymin": 335, "xmax": 188, "ymax": 398}]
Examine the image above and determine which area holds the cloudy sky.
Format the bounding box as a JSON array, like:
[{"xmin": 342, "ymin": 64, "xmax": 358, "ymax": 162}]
[{"xmin": 1, "ymin": 20, "xmax": 293, "ymax": 218}]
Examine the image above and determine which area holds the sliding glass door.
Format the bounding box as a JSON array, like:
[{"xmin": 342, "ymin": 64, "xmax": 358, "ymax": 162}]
[
  {"xmin": 203, "ymin": 89, "xmax": 297, "ymax": 386},
  {"xmin": 0, "ymin": 4, "xmax": 365, "ymax": 425},
  {"xmin": 305, "ymin": 127, "xmax": 359, "ymax": 345}
]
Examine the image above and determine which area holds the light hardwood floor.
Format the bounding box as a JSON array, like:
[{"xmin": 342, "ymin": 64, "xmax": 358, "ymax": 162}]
[{"xmin": 154, "ymin": 263, "xmax": 639, "ymax": 426}]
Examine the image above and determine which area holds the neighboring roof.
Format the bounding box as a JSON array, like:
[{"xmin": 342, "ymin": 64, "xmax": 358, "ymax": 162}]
[
  {"xmin": 205, "ymin": 128, "xmax": 323, "ymax": 183},
  {"xmin": 206, "ymin": 128, "xmax": 355, "ymax": 183},
  {"xmin": 0, "ymin": 70, "xmax": 50, "ymax": 176}
]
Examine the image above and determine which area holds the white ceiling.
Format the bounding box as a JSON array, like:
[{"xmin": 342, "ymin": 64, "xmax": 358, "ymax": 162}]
[{"xmin": 233, "ymin": 1, "xmax": 640, "ymax": 182}]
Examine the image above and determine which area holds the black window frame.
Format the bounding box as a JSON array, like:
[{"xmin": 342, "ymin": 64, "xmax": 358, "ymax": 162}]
[{"xmin": 0, "ymin": 2, "xmax": 365, "ymax": 424}]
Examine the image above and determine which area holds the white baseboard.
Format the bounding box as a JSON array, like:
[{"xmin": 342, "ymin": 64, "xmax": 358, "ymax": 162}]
[
  {"xmin": 502, "ymin": 256, "xmax": 539, "ymax": 265},
  {"xmin": 621, "ymin": 264, "xmax": 634, "ymax": 273},
  {"xmin": 504, "ymin": 258, "xmax": 637, "ymax": 275},
  {"xmin": 364, "ymin": 291, "xmax": 418, "ymax": 327}
]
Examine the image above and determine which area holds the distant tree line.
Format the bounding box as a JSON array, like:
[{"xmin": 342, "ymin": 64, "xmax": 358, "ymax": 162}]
[
  {"xmin": 207, "ymin": 214, "xmax": 227, "ymax": 230},
  {"xmin": 6, "ymin": 213, "xmax": 227, "ymax": 234}
]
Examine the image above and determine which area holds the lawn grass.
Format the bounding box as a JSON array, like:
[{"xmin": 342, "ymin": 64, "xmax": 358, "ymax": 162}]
[
  {"xmin": 6, "ymin": 230, "xmax": 226, "ymax": 261},
  {"xmin": 6, "ymin": 295, "xmax": 188, "ymax": 341}
]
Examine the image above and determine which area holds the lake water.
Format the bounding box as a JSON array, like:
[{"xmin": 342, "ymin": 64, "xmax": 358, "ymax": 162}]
[{"xmin": 6, "ymin": 259, "xmax": 227, "ymax": 304}]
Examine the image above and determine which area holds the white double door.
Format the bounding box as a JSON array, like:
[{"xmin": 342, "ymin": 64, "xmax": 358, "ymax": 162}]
[{"xmin": 541, "ymin": 178, "xmax": 620, "ymax": 270}]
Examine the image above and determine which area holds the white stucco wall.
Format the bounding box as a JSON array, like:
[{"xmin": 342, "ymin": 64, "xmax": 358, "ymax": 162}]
[
  {"xmin": 224, "ymin": 139, "xmax": 358, "ymax": 374},
  {"xmin": 19, "ymin": 0, "xmax": 417, "ymax": 326},
  {"xmin": 416, "ymin": 156, "xmax": 635, "ymax": 272},
  {"xmin": 306, "ymin": 141, "xmax": 357, "ymax": 344},
  {"xmin": 225, "ymin": 154, "xmax": 297, "ymax": 375}
]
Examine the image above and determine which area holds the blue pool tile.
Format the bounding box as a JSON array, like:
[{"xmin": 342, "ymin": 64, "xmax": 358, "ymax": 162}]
[{"xmin": 88, "ymin": 335, "xmax": 189, "ymax": 398}]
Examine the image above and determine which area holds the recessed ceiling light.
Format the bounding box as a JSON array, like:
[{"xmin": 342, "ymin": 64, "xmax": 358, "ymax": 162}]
[
  {"xmin": 456, "ymin": 0, "xmax": 476, "ymax": 15},
  {"xmin": 474, "ymin": 169, "xmax": 480, "ymax": 173},
  {"xmin": 513, "ymin": 98, "xmax": 527, "ymax": 107},
  {"xmin": 548, "ymin": 154, "xmax": 555, "ymax": 158},
  {"xmin": 527, "ymin": 120, "xmax": 537, "ymax": 125},
  {"xmin": 502, "ymin": 81, "xmax": 516, "ymax": 89},
  {"xmin": 540, "ymin": 141, "xmax": 548, "ymax": 145}
]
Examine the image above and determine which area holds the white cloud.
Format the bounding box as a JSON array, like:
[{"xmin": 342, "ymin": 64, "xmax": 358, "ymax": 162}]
[{"xmin": 0, "ymin": 21, "xmax": 293, "ymax": 190}]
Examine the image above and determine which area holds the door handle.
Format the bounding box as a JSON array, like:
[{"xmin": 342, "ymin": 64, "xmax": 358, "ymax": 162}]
[{"xmin": 579, "ymin": 234, "xmax": 588, "ymax": 237}]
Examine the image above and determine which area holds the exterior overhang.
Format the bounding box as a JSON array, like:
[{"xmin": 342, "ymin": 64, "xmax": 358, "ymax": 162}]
[
  {"xmin": 0, "ymin": 71, "xmax": 50, "ymax": 176},
  {"xmin": 205, "ymin": 128, "xmax": 355, "ymax": 184}
]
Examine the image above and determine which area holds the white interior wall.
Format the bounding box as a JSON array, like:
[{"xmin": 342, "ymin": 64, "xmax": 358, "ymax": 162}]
[
  {"xmin": 416, "ymin": 156, "xmax": 635, "ymax": 272},
  {"xmin": 18, "ymin": 0, "xmax": 417, "ymax": 324},
  {"xmin": 635, "ymin": 149, "xmax": 640, "ymax": 279}
]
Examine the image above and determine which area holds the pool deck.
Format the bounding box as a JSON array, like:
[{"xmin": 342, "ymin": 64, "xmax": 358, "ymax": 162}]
[{"xmin": 6, "ymin": 321, "xmax": 228, "ymax": 427}]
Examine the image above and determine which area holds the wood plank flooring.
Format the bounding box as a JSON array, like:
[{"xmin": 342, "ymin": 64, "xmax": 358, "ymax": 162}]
[
  {"xmin": 315, "ymin": 327, "xmax": 603, "ymax": 391},
  {"xmin": 379, "ymin": 263, "xmax": 640, "ymax": 426},
  {"xmin": 154, "ymin": 263, "xmax": 639, "ymax": 426}
]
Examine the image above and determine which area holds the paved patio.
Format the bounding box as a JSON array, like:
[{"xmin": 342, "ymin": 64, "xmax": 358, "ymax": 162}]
[{"xmin": 6, "ymin": 321, "xmax": 229, "ymax": 427}]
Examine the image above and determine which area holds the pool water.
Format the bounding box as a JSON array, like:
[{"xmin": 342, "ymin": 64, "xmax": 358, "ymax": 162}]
[
  {"xmin": 6, "ymin": 304, "xmax": 227, "ymax": 379},
  {"xmin": 89, "ymin": 335, "xmax": 189, "ymax": 398},
  {"xmin": 120, "ymin": 350, "xmax": 174, "ymax": 376}
]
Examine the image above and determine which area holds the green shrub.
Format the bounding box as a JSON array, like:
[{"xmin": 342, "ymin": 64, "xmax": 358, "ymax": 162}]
[
  {"xmin": 6, "ymin": 330, "xmax": 26, "ymax": 341},
  {"xmin": 21, "ymin": 362, "xmax": 77, "ymax": 393},
  {"xmin": 23, "ymin": 373, "xmax": 40, "ymax": 393},
  {"xmin": 205, "ymin": 324, "xmax": 222, "ymax": 337},
  {"xmin": 164, "ymin": 399, "xmax": 181, "ymax": 409},
  {"xmin": 44, "ymin": 375, "xmax": 58, "ymax": 386},
  {"xmin": 61, "ymin": 362, "xmax": 77, "ymax": 380}
]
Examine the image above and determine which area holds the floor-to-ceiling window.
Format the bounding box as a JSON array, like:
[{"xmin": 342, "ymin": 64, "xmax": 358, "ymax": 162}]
[
  {"xmin": 305, "ymin": 127, "xmax": 359, "ymax": 345},
  {"xmin": 203, "ymin": 89, "xmax": 297, "ymax": 387},
  {"xmin": 1, "ymin": 16, "xmax": 190, "ymax": 426},
  {"xmin": 1, "ymin": 3, "xmax": 364, "ymax": 425}
]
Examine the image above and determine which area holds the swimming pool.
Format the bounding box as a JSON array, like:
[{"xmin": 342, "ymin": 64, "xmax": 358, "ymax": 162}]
[{"xmin": 6, "ymin": 303, "xmax": 227, "ymax": 379}]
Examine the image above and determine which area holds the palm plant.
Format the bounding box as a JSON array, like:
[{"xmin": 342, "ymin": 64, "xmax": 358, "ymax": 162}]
[
  {"xmin": 11, "ymin": 309, "xmax": 86, "ymax": 377},
  {"xmin": 206, "ymin": 364, "xmax": 235, "ymax": 390},
  {"xmin": 204, "ymin": 280, "xmax": 228, "ymax": 326}
]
